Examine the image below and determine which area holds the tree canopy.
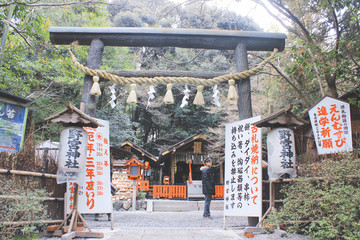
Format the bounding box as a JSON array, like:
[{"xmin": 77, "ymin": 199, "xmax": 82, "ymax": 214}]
[{"xmin": 0, "ymin": 0, "xmax": 359, "ymax": 155}]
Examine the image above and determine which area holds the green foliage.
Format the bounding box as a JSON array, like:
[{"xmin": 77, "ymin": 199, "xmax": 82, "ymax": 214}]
[
  {"xmin": 0, "ymin": 1, "xmax": 111, "ymax": 143},
  {"xmin": 264, "ymin": 153, "xmax": 360, "ymax": 240},
  {"xmin": 137, "ymin": 190, "xmax": 146, "ymax": 199},
  {"xmin": 254, "ymin": 0, "xmax": 360, "ymax": 115},
  {"xmin": 0, "ymin": 178, "xmax": 50, "ymax": 240},
  {"xmin": 96, "ymin": 104, "xmax": 138, "ymax": 146}
]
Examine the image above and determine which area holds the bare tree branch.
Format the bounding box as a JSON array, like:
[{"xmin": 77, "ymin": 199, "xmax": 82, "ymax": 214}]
[
  {"xmin": 165, "ymin": 0, "xmax": 214, "ymax": 17},
  {"xmin": 307, "ymin": 48, "xmax": 325, "ymax": 97},
  {"xmin": 250, "ymin": 0, "xmax": 305, "ymax": 40},
  {"xmin": 266, "ymin": 0, "xmax": 311, "ymax": 41},
  {"xmin": 250, "ymin": 53, "xmax": 311, "ymax": 107},
  {"xmin": 0, "ymin": 1, "xmax": 119, "ymax": 8},
  {"xmin": 0, "ymin": 18, "xmax": 33, "ymax": 48}
]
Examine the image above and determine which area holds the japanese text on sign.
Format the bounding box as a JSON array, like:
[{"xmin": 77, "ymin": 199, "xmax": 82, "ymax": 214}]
[
  {"xmin": 267, "ymin": 128, "xmax": 297, "ymax": 181},
  {"xmin": 309, "ymin": 97, "xmax": 352, "ymax": 155},
  {"xmin": 0, "ymin": 100, "xmax": 28, "ymax": 153},
  {"xmin": 58, "ymin": 127, "xmax": 87, "ymax": 176},
  {"xmin": 66, "ymin": 119, "xmax": 112, "ymax": 214},
  {"xmin": 65, "ymin": 129, "xmax": 84, "ymax": 169},
  {"xmin": 224, "ymin": 116, "xmax": 262, "ymax": 217}
]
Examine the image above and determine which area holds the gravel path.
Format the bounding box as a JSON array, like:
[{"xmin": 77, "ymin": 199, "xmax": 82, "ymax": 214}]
[{"xmin": 37, "ymin": 210, "xmax": 310, "ymax": 240}]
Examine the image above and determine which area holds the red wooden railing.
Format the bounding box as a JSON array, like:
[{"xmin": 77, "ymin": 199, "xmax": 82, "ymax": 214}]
[
  {"xmin": 136, "ymin": 180, "xmax": 224, "ymax": 199},
  {"xmin": 152, "ymin": 185, "xmax": 187, "ymax": 199},
  {"xmin": 213, "ymin": 185, "xmax": 224, "ymax": 198},
  {"xmin": 137, "ymin": 180, "xmax": 150, "ymax": 191}
]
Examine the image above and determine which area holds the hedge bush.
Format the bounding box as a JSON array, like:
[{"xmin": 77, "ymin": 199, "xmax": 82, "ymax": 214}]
[{"xmin": 264, "ymin": 153, "xmax": 360, "ymax": 240}]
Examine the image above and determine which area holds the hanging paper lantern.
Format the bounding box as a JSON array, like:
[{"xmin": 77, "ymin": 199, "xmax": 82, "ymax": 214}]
[{"xmin": 57, "ymin": 127, "xmax": 88, "ymax": 182}]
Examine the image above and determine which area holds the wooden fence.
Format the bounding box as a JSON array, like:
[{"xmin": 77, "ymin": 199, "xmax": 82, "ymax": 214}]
[
  {"xmin": 137, "ymin": 180, "xmax": 224, "ymax": 199},
  {"xmin": 0, "ymin": 168, "xmax": 65, "ymax": 221}
]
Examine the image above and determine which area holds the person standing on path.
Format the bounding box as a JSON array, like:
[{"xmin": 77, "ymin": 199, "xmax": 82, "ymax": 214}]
[{"xmin": 201, "ymin": 157, "xmax": 215, "ymax": 219}]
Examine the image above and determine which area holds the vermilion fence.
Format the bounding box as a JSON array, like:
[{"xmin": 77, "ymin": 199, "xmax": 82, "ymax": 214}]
[
  {"xmin": 214, "ymin": 185, "xmax": 224, "ymax": 198},
  {"xmin": 136, "ymin": 179, "xmax": 150, "ymax": 191},
  {"xmin": 152, "ymin": 185, "xmax": 187, "ymax": 199},
  {"xmin": 136, "ymin": 180, "xmax": 224, "ymax": 199}
]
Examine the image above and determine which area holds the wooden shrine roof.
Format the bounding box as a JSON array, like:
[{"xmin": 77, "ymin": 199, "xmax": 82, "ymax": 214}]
[
  {"xmin": 44, "ymin": 102, "xmax": 103, "ymax": 128},
  {"xmin": 120, "ymin": 140, "xmax": 157, "ymax": 163},
  {"xmin": 254, "ymin": 105, "xmax": 309, "ymax": 129},
  {"xmin": 110, "ymin": 146, "xmax": 132, "ymax": 160},
  {"xmin": 158, "ymin": 132, "xmax": 214, "ymax": 165},
  {"xmin": 49, "ymin": 27, "xmax": 286, "ymax": 51}
]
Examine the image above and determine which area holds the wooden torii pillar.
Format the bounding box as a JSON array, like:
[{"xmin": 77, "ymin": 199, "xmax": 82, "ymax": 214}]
[{"xmin": 49, "ymin": 27, "xmax": 286, "ymax": 225}]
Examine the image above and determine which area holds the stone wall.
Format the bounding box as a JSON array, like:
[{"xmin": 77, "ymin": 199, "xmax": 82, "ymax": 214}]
[{"xmin": 112, "ymin": 171, "xmax": 133, "ymax": 201}]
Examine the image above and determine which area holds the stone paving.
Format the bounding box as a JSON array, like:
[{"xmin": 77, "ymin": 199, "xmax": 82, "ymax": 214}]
[{"xmin": 37, "ymin": 200, "xmax": 310, "ymax": 240}]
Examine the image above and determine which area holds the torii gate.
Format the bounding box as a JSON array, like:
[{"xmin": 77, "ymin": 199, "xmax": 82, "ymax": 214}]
[
  {"xmin": 49, "ymin": 27, "xmax": 286, "ymax": 226},
  {"xmin": 49, "ymin": 27, "xmax": 286, "ymax": 119}
]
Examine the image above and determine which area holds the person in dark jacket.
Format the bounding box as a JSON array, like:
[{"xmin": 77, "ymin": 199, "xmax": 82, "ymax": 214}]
[{"xmin": 201, "ymin": 157, "xmax": 215, "ymax": 219}]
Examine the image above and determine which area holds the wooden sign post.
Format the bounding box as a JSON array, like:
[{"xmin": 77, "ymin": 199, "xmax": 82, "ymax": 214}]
[{"xmin": 45, "ymin": 102, "xmax": 104, "ymax": 239}]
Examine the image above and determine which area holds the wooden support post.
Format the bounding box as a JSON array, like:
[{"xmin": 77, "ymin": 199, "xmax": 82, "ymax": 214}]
[
  {"xmin": 219, "ymin": 162, "xmax": 224, "ymax": 185},
  {"xmin": 54, "ymin": 183, "xmax": 102, "ymax": 239},
  {"xmin": 110, "ymin": 213, "xmax": 114, "ymax": 230},
  {"xmin": 81, "ymin": 39, "xmax": 104, "ymax": 117},
  {"xmin": 257, "ymin": 181, "xmax": 274, "ymax": 227},
  {"xmin": 235, "ymin": 43, "xmax": 258, "ymax": 227},
  {"xmin": 170, "ymin": 151, "xmax": 175, "ymax": 185},
  {"xmin": 235, "ymin": 43, "xmax": 252, "ymax": 120},
  {"xmin": 132, "ymin": 180, "xmax": 137, "ymax": 211}
]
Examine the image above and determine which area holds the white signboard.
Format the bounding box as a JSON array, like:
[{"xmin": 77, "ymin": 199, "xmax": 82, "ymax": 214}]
[
  {"xmin": 224, "ymin": 116, "xmax": 262, "ymax": 217},
  {"xmin": 309, "ymin": 97, "xmax": 352, "ymax": 155},
  {"xmin": 267, "ymin": 128, "xmax": 296, "ymax": 181},
  {"xmin": 66, "ymin": 119, "xmax": 112, "ymax": 214}
]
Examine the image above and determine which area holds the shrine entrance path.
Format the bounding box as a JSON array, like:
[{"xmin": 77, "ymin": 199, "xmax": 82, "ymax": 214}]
[{"xmin": 77, "ymin": 210, "xmax": 309, "ymax": 240}]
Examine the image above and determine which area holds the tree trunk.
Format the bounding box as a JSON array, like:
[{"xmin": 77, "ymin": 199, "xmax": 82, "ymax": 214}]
[
  {"xmin": 325, "ymin": 74, "xmax": 338, "ymax": 98},
  {"xmin": 81, "ymin": 39, "xmax": 104, "ymax": 117}
]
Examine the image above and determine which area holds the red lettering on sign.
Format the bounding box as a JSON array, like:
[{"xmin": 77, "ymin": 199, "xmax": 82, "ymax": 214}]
[
  {"xmin": 317, "ymin": 106, "xmax": 328, "ymax": 116},
  {"xmin": 322, "ymin": 139, "xmax": 333, "ymax": 148},
  {"xmin": 319, "ymin": 117, "xmax": 329, "ymax": 127}
]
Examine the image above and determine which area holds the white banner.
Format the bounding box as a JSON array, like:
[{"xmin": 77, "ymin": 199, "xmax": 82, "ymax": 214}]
[
  {"xmin": 267, "ymin": 128, "xmax": 296, "ymax": 181},
  {"xmin": 224, "ymin": 116, "xmax": 262, "ymax": 217},
  {"xmin": 309, "ymin": 97, "xmax": 352, "ymax": 155},
  {"xmin": 66, "ymin": 119, "xmax": 112, "ymax": 214}
]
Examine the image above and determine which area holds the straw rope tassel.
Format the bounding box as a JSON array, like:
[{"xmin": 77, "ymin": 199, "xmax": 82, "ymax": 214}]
[
  {"xmin": 227, "ymin": 79, "xmax": 238, "ymax": 100},
  {"xmin": 90, "ymin": 76, "xmax": 101, "ymax": 96},
  {"xmin": 127, "ymin": 84, "xmax": 137, "ymax": 104},
  {"xmin": 164, "ymin": 84, "xmax": 174, "ymax": 104},
  {"xmin": 193, "ymin": 85, "xmax": 205, "ymax": 105}
]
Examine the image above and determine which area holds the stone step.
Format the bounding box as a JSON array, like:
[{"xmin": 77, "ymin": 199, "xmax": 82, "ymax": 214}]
[{"xmin": 150, "ymin": 199, "xmax": 224, "ymax": 212}]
